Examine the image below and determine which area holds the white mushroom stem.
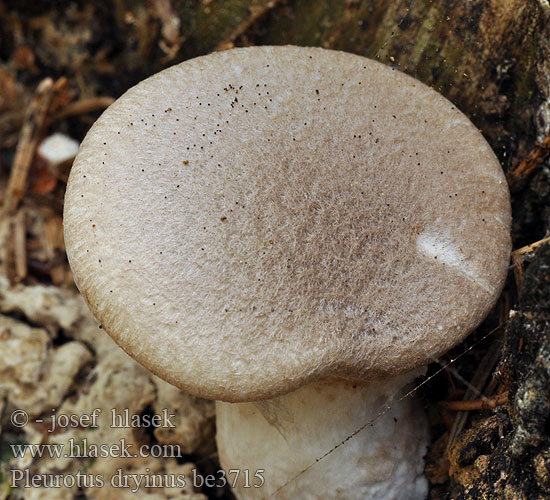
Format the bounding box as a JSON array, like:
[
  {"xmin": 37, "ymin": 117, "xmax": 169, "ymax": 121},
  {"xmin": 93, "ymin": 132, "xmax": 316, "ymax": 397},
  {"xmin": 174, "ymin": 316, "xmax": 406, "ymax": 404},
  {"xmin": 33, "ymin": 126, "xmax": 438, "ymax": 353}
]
[{"xmin": 216, "ymin": 371, "xmax": 429, "ymax": 500}]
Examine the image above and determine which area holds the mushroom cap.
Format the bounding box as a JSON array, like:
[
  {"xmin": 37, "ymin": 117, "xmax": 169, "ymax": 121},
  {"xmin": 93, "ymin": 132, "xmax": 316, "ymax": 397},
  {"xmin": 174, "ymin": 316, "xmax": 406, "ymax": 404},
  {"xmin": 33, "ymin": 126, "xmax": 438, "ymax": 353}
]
[{"xmin": 64, "ymin": 46, "xmax": 511, "ymax": 402}]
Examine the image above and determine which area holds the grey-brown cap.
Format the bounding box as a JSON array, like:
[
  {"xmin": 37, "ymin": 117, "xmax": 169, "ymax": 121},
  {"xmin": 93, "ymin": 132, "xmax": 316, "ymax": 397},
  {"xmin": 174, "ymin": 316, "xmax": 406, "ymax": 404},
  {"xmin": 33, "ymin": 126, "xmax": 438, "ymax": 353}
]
[{"xmin": 64, "ymin": 46, "xmax": 511, "ymax": 402}]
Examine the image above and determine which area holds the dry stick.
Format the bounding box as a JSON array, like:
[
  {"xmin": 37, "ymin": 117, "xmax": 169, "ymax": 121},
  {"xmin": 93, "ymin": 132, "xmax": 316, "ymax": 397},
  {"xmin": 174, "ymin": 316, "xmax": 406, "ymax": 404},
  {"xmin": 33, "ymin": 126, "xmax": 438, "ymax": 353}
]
[
  {"xmin": 12, "ymin": 208, "xmax": 27, "ymax": 283},
  {"xmin": 2, "ymin": 78, "xmax": 55, "ymax": 216},
  {"xmin": 269, "ymin": 323, "xmax": 505, "ymax": 498},
  {"xmin": 216, "ymin": 0, "xmax": 285, "ymax": 51},
  {"xmin": 440, "ymin": 391, "xmax": 508, "ymax": 411},
  {"xmin": 511, "ymin": 235, "xmax": 550, "ymax": 295},
  {"xmin": 47, "ymin": 96, "xmax": 115, "ymax": 124},
  {"xmin": 0, "ymin": 78, "xmax": 55, "ymax": 278},
  {"xmin": 512, "ymin": 235, "xmax": 550, "ymax": 258}
]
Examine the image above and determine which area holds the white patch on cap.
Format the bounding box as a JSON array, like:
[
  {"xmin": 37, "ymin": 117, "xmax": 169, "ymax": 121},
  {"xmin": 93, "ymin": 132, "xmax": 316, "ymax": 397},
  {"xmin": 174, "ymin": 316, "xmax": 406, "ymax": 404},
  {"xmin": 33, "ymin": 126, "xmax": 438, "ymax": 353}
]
[{"xmin": 416, "ymin": 230, "xmax": 494, "ymax": 294}]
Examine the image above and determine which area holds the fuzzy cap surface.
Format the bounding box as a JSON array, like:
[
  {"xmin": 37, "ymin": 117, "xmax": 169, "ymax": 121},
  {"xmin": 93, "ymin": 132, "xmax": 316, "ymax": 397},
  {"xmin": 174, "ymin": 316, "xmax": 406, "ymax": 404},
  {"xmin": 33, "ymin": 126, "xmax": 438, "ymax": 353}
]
[{"xmin": 64, "ymin": 46, "xmax": 511, "ymax": 402}]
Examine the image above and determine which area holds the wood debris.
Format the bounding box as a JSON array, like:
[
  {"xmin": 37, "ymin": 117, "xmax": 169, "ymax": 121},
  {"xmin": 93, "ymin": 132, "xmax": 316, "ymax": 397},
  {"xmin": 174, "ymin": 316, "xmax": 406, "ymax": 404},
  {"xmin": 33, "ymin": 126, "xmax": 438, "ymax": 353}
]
[
  {"xmin": 507, "ymin": 134, "xmax": 550, "ymax": 192},
  {"xmin": 511, "ymin": 235, "xmax": 550, "ymax": 295},
  {"xmin": 1, "ymin": 78, "xmax": 55, "ymax": 217},
  {"xmin": 441, "ymin": 391, "xmax": 508, "ymax": 411}
]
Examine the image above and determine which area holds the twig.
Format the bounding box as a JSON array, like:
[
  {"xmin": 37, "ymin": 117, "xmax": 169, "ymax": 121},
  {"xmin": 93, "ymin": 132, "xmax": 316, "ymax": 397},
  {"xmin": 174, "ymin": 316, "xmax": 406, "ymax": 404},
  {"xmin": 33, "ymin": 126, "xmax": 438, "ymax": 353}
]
[
  {"xmin": 12, "ymin": 208, "xmax": 27, "ymax": 283},
  {"xmin": 0, "ymin": 78, "xmax": 56, "ymax": 279},
  {"xmin": 440, "ymin": 391, "xmax": 508, "ymax": 411},
  {"xmin": 47, "ymin": 96, "xmax": 114, "ymax": 124},
  {"xmin": 512, "ymin": 235, "xmax": 550, "ymax": 257},
  {"xmin": 217, "ymin": 0, "xmax": 284, "ymax": 51},
  {"xmin": 1, "ymin": 77, "xmax": 55, "ymax": 216},
  {"xmin": 511, "ymin": 235, "xmax": 550, "ymax": 295}
]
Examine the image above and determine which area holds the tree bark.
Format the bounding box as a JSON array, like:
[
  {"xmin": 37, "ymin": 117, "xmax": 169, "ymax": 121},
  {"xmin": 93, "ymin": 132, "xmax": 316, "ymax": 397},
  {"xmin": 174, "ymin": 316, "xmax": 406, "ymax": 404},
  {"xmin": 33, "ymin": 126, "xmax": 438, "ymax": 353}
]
[{"xmin": 170, "ymin": 0, "xmax": 550, "ymax": 161}]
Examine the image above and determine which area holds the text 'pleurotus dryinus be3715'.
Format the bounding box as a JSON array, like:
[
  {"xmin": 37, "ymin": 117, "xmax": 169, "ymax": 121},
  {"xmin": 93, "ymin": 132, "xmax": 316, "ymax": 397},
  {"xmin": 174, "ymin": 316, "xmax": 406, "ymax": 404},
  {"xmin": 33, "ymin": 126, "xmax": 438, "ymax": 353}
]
[{"xmin": 64, "ymin": 46, "xmax": 511, "ymax": 500}]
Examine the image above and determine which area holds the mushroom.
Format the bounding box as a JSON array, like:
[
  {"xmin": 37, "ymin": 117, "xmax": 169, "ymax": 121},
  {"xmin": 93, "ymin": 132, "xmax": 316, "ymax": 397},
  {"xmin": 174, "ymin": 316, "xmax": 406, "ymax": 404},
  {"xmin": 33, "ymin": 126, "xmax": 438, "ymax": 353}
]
[{"xmin": 63, "ymin": 46, "xmax": 511, "ymax": 499}]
